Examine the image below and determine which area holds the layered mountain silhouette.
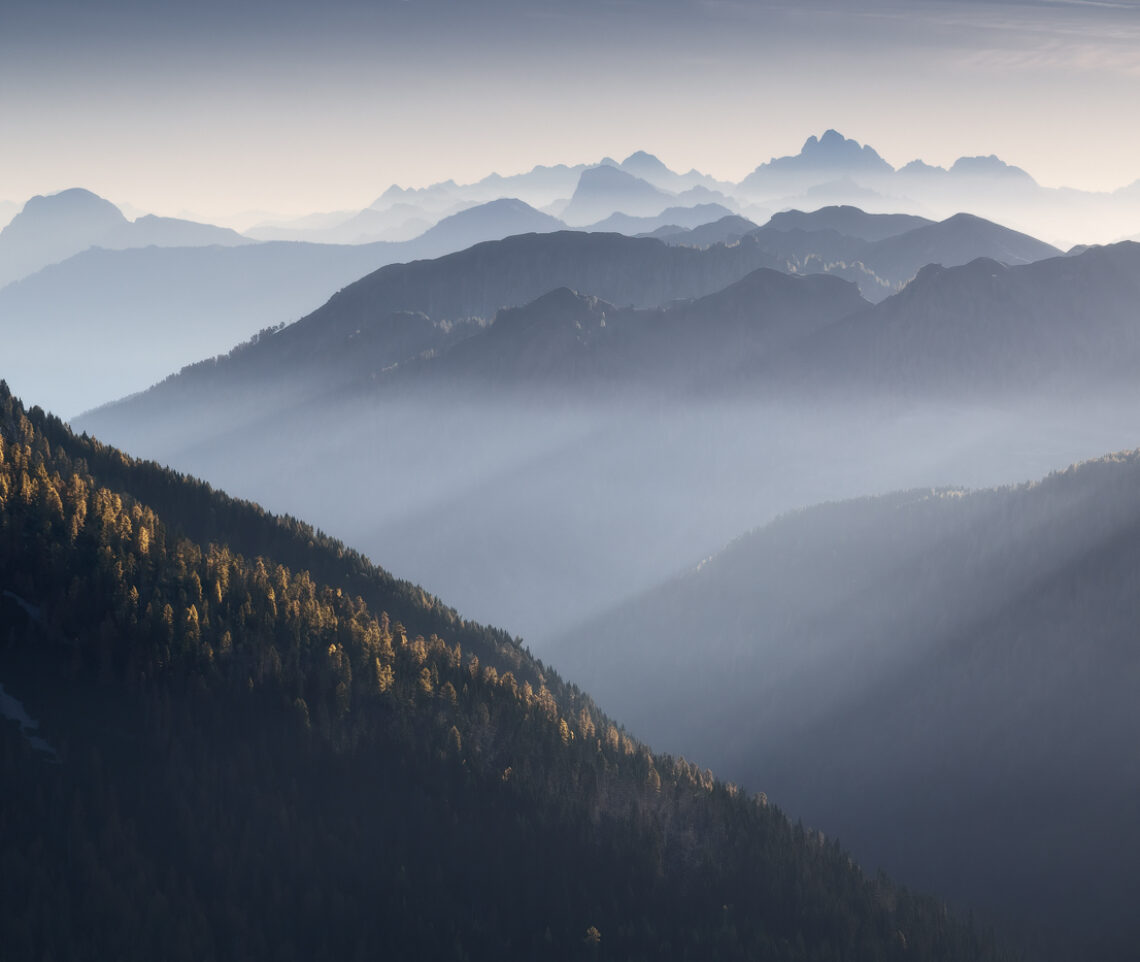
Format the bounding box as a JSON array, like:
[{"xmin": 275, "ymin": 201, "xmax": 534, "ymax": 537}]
[
  {"xmin": 762, "ymin": 205, "xmax": 932, "ymax": 241},
  {"xmin": 552, "ymin": 449, "xmax": 1140, "ymax": 961},
  {"xmin": 560, "ymin": 166, "xmax": 676, "ymax": 225},
  {"xmin": 73, "ymin": 216, "xmax": 1115, "ymax": 651},
  {"xmin": 381, "ymin": 269, "xmax": 865, "ymax": 393},
  {"xmin": 855, "ymin": 212, "xmax": 1058, "ymax": 284},
  {"xmin": 650, "ymin": 214, "xmax": 760, "ymax": 247},
  {"xmin": 77, "ymin": 230, "xmax": 796, "ymax": 419},
  {"xmin": 0, "ymin": 188, "xmax": 128, "ymax": 288},
  {"xmin": 77, "ymin": 206, "xmax": 1060, "ymax": 421},
  {"xmin": 233, "ymin": 131, "xmax": 1140, "ymax": 252},
  {"xmin": 72, "ymin": 205, "xmax": 1140, "ymax": 688},
  {"xmin": 615, "ymin": 150, "xmax": 731, "ymax": 193},
  {"xmin": 586, "ymin": 202, "xmax": 736, "ymax": 235},
  {"xmin": 401, "ymin": 197, "xmax": 564, "ymax": 254},
  {"xmin": 100, "ymin": 213, "xmax": 248, "ymax": 249},
  {"xmin": 739, "ymin": 130, "xmax": 894, "ymax": 196},
  {"xmin": 1, "ymin": 200, "xmax": 577, "ymax": 416},
  {"xmin": 0, "ymin": 242, "xmax": 398, "ymax": 417}
]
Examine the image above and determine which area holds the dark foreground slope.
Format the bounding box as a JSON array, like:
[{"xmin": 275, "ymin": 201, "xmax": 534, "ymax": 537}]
[
  {"xmin": 555, "ymin": 451, "xmax": 1140, "ymax": 961},
  {"xmin": 0, "ymin": 384, "xmax": 1011, "ymax": 962}
]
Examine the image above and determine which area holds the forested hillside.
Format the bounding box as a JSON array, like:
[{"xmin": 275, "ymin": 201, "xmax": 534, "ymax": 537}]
[{"xmin": 0, "ymin": 383, "xmax": 1013, "ymax": 961}]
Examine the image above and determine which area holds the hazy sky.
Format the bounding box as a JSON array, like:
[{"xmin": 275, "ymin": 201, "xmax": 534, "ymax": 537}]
[{"xmin": 3, "ymin": 0, "xmax": 1140, "ymax": 221}]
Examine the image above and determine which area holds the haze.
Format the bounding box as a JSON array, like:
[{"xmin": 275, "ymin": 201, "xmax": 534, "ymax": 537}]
[{"xmin": 5, "ymin": 0, "xmax": 1140, "ymax": 222}]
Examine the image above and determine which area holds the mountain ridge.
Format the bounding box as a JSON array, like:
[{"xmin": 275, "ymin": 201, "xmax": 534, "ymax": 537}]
[{"xmin": 551, "ymin": 447, "xmax": 1140, "ymax": 961}]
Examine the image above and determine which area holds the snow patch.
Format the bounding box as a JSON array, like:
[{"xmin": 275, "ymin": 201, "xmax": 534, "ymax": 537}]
[{"xmin": 0, "ymin": 681, "xmax": 59, "ymax": 761}]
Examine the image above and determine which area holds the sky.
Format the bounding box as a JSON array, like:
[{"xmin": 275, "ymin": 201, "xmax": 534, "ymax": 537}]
[{"xmin": 2, "ymin": 0, "xmax": 1140, "ymax": 222}]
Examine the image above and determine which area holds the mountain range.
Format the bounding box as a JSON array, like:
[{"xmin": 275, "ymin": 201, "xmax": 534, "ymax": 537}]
[
  {"xmin": 0, "ymin": 199, "xmax": 575, "ymax": 416},
  {"xmin": 347, "ymin": 131, "xmax": 1140, "ymax": 248},
  {"xmin": 77, "ymin": 209, "xmax": 1075, "ymax": 429},
  {"xmin": 0, "ymin": 188, "xmax": 251, "ymax": 289}
]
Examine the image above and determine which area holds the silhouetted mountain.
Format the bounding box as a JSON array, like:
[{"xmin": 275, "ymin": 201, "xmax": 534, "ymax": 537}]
[
  {"xmin": 391, "ymin": 268, "xmax": 865, "ymax": 393},
  {"xmin": 948, "ymin": 154, "xmax": 1036, "ymax": 183},
  {"xmin": 560, "ymin": 166, "xmax": 675, "ymax": 225},
  {"xmin": 775, "ymin": 241, "xmax": 1140, "ymax": 397},
  {"xmin": 739, "ymin": 131, "xmax": 893, "ymax": 196},
  {"xmin": 80, "ymin": 230, "xmax": 793, "ymax": 419},
  {"xmin": 0, "ymin": 241, "xmax": 401, "ymax": 416},
  {"xmin": 859, "ymin": 212, "xmax": 1059, "ymax": 282},
  {"xmin": 553, "ymin": 448, "xmax": 1140, "ymax": 961},
  {"xmin": 0, "ymin": 188, "xmax": 127, "ymax": 287},
  {"xmin": 469, "ymin": 162, "xmax": 589, "ymax": 206},
  {"xmin": 401, "ymin": 197, "xmax": 564, "ymax": 255},
  {"xmin": 101, "ymin": 213, "xmax": 252, "ymax": 249},
  {"xmin": 1, "ymin": 201, "xmax": 583, "ymax": 417},
  {"xmin": 725, "ymin": 133, "xmax": 1140, "ymax": 247},
  {"xmin": 650, "ymin": 214, "xmax": 760, "ymax": 247},
  {"xmin": 742, "ymin": 210, "xmax": 1059, "ymax": 302},
  {"xmin": 762, "ymin": 206, "xmax": 932, "ymax": 242},
  {"xmin": 371, "ymin": 179, "xmax": 465, "ymax": 212},
  {"xmin": 0, "ymin": 384, "xmax": 1014, "ymax": 962},
  {"xmin": 586, "ymin": 203, "xmax": 735, "ymax": 234},
  {"xmin": 73, "ymin": 223, "xmax": 1134, "ymax": 657},
  {"xmin": 617, "ymin": 149, "xmax": 677, "ymax": 187},
  {"xmin": 897, "ymin": 159, "xmax": 945, "ymax": 178},
  {"xmin": 0, "ymin": 189, "xmax": 265, "ymax": 289}
]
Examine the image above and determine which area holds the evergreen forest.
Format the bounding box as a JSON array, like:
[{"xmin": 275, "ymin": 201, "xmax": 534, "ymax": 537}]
[{"xmin": 0, "ymin": 383, "xmax": 1018, "ymax": 961}]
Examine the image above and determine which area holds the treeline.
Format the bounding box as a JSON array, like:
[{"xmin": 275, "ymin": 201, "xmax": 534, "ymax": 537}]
[{"xmin": 0, "ymin": 382, "xmax": 1014, "ymax": 961}]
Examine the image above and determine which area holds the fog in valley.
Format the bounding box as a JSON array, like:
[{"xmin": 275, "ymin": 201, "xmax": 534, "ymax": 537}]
[{"xmin": 76, "ymin": 388, "xmax": 1140, "ymax": 650}]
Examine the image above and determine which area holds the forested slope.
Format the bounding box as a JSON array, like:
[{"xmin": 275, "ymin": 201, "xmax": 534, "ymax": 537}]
[{"xmin": 0, "ymin": 384, "xmax": 1013, "ymax": 961}]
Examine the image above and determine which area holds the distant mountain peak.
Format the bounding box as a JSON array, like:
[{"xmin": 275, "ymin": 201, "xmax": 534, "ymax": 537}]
[
  {"xmin": 621, "ymin": 151, "xmax": 672, "ymax": 177},
  {"xmin": 408, "ymin": 197, "xmax": 564, "ymax": 249},
  {"xmin": 739, "ymin": 131, "xmax": 893, "ymax": 193},
  {"xmin": 949, "ymin": 155, "xmax": 1035, "ymax": 183},
  {"xmin": 899, "ymin": 159, "xmax": 946, "ymax": 176},
  {"xmin": 906, "ymin": 255, "xmax": 1009, "ymax": 291},
  {"xmin": 798, "ymin": 130, "xmax": 891, "ymax": 169},
  {"xmin": 0, "ymin": 187, "xmax": 130, "ymax": 288},
  {"xmin": 561, "ymin": 166, "xmax": 673, "ymax": 226},
  {"xmin": 18, "ymin": 187, "xmax": 125, "ymax": 220}
]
